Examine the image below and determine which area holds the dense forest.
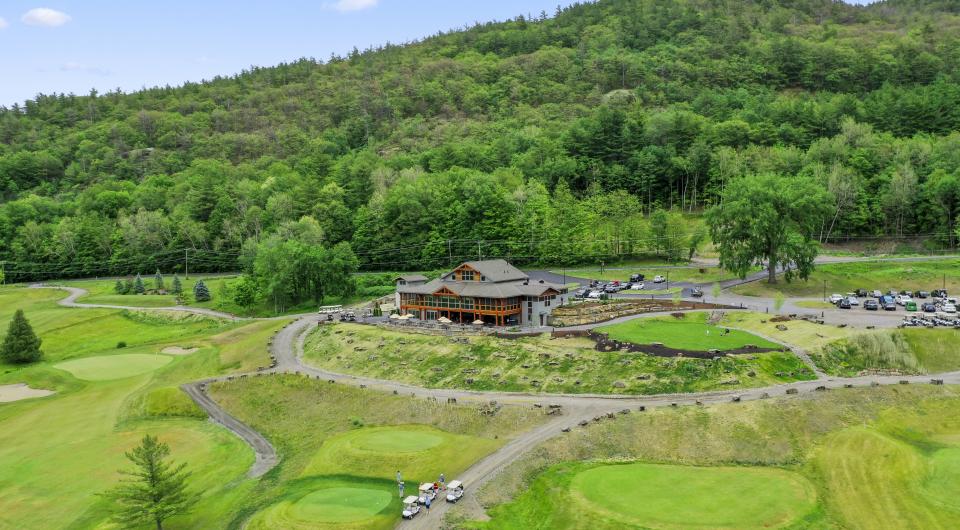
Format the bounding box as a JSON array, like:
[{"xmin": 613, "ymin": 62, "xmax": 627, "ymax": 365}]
[{"xmin": 2, "ymin": 0, "xmax": 960, "ymax": 283}]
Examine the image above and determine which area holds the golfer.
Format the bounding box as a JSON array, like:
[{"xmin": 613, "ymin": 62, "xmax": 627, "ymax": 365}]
[
  {"xmin": 439, "ymin": 473, "xmax": 446, "ymax": 489},
  {"xmin": 425, "ymin": 495, "xmax": 431, "ymax": 510},
  {"xmin": 398, "ymin": 481, "xmax": 405, "ymax": 499},
  {"xmin": 396, "ymin": 470, "xmax": 402, "ymax": 483}
]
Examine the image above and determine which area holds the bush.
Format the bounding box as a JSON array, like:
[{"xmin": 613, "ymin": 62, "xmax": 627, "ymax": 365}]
[
  {"xmin": 193, "ymin": 280, "xmax": 211, "ymax": 302},
  {"xmin": 117, "ymin": 341, "xmax": 127, "ymax": 349}
]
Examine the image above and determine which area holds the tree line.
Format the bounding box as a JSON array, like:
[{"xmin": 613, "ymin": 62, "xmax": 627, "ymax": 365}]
[{"xmin": 2, "ymin": 0, "xmax": 960, "ymax": 281}]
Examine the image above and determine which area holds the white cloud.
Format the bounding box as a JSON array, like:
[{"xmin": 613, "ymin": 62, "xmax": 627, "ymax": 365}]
[
  {"xmin": 326, "ymin": 0, "xmax": 379, "ymax": 12},
  {"xmin": 22, "ymin": 8, "xmax": 71, "ymax": 27},
  {"xmin": 0, "ymin": 17, "xmax": 8, "ymax": 29},
  {"xmin": 61, "ymin": 62, "xmax": 110, "ymax": 76}
]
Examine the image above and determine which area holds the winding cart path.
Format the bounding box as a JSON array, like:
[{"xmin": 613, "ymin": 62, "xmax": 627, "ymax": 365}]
[{"xmin": 27, "ymin": 272, "xmax": 960, "ymax": 528}]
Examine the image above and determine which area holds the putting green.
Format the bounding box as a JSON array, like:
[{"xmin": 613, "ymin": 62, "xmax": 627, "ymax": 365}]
[
  {"xmin": 351, "ymin": 429, "xmax": 444, "ymax": 453},
  {"xmin": 54, "ymin": 353, "xmax": 172, "ymax": 381},
  {"xmin": 570, "ymin": 463, "xmax": 817, "ymax": 529},
  {"xmin": 251, "ymin": 487, "xmax": 393, "ymax": 527}
]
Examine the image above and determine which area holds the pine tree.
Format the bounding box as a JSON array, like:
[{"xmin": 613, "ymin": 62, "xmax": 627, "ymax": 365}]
[
  {"xmin": 193, "ymin": 280, "xmax": 211, "ymax": 302},
  {"xmin": 105, "ymin": 435, "xmax": 195, "ymax": 530},
  {"xmin": 154, "ymin": 270, "xmax": 165, "ymax": 292},
  {"xmin": 125, "ymin": 278, "xmax": 135, "ymax": 294},
  {"xmin": 1, "ymin": 309, "xmax": 43, "ymax": 364},
  {"xmin": 115, "ymin": 280, "xmax": 127, "ymax": 295},
  {"xmin": 134, "ymin": 274, "xmax": 145, "ymax": 295},
  {"xmin": 171, "ymin": 275, "xmax": 183, "ymax": 295}
]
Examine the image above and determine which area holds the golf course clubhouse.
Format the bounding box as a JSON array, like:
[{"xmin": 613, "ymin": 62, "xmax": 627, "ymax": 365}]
[{"xmin": 395, "ymin": 260, "xmax": 568, "ymax": 327}]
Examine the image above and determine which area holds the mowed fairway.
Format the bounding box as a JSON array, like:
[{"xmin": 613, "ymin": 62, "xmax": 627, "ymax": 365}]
[
  {"xmin": 598, "ymin": 312, "xmax": 780, "ymax": 351},
  {"xmin": 55, "ymin": 353, "xmax": 173, "ymax": 380},
  {"xmin": 571, "ymin": 463, "xmax": 816, "ymax": 529},
  {"xmin": 816, "ymin": 427, "xmax": 960, "ymax": 529},
  {"xmin": 0, "ymin": 286, "xmax": 264, "ymax": 529}
]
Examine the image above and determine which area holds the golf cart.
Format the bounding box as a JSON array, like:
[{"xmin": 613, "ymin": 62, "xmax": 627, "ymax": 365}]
[
  {"xmin": 402, "ymin": 496, "xmax": 421, "ymax": 519},
  {"xmin": 418, "ymin": 483, "xmax": 437, "ymax": 504},
  {"xmin": 446, "ymin": 480, "xmax": 464, "ymax": 503}
]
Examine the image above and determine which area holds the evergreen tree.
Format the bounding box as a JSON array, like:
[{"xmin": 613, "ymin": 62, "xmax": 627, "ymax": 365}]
[
  {"xmin": 114, "ymin": 280, "xmax": 127, "ymax": 295},
  {"xmin": 124, "ymin": 278, "xmax": 135, "ymax": 295},
  {"xmin": 171, "ymin": 275, "xmax": 183, "ymax": 295},
  {"xmin": 105, "ymin": 435, "xmax": 195, "ymax": 530},
  {"xmin": 154, "ymin": 270, "xmax": 165, "ymax": 291},
  {"xmin": 134, "ymin": 274, "xmax": 146, "ymax": 295},
  {"xmin": 193, "ymin": 280, "xmax": 211, "ymax": 302},
  {"xmin": 1, "ymin": 309, "xmax": 43, "ymax": 364}
]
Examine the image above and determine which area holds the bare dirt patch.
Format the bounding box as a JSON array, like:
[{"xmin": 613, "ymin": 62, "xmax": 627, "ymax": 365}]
[
  {"xmin": 0, "ymin": 383, "xmax": 55, "ymax": 403},
  {"xmin": 161, "ymin": 346, "xmax": 199, "ymax": 356}
]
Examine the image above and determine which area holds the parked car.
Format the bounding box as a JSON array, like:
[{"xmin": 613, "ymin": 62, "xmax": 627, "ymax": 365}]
[
  {"xmin": 829, "ymin": 294, "xmax": 844, "ymax": 304},
  {"xmin": 881, "ymin": 295, "xmax": 896, "ymax": 306},
  {"xmin": 944, "ymin": 304, "xmax": 958, "ymax": 314},
  {"xmin": 883, "ymin": 301, "xmax": 897, "ymax": 311},
  {"xmin": 838, "ymin": 298, "xmax": 852, "ymax": 309},
  {"xmin": 691, "ymin": 288, "xmax": 704, "ymax": 298},
  {"xmin": 933, "ymin": 289, "xmax": 949, "ymax": 299},
  {"xmin": 923, "ymin": 303, "xmax": 937, "ymax": 313},
  {"xmin": 855, "ymin": 289, "xmax": 868, "ymax": 297},
  {"xmin": 895, "ymin": 294, "xmax": 912, "ymax": 306},
  {"xmin": 587, "ymin": 290, "xmax": 602, "ymax": 299},
  {"xmin": 905, "ymin": 301, "xmax": 918, "ymax": 312},
  {"xmin": 604, "ymin": 284, "xmax": 619, "ymax": 294},
  {"xmin": 630, "ymin": 274, "xmax": 645, "ymax": 283},
  {"xmin": 653, "ymin": 275, "xmax": 666, "ymax": 283},
  {"xmin": 872, "ymin": 290, "xmax": 883, "ymax": 298},
  {"xmin": 914, "ymin": 291, "xmax": 930, "ymax": 299},
  {"xmin": 630, "ymin": 282, "xmax": 645, "ymax": 290},
  {"xmin": 864, "ymin": 299, "xmax": 879, "ymax": 311},
  {"xmin": 846, "ymin": 296, "xmax": 860, "ymax": 306}
]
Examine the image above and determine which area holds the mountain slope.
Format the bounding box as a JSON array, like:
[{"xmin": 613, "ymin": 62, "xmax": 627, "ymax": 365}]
[{"xmin": 1, "ymin": 0, "xmax": 960, "ymax": 280}]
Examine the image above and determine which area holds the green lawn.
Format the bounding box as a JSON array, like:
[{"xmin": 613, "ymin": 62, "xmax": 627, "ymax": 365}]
[
  {"xmin": 207, "ymin": 374, "xmax": 546, "ymax": 529},
  {"xmin": 64, "ymin": 274, "xmax": 382, "ymax": 318},
  {"xmin": 598, "ymin": 312, "xmax": 780, "ymax": 351},
  {"xmin": 0, "ymin": 285, "xmax": 280, "ymax": 529},
  {"xmin": 552, "ymin": 264, "xmax": 738, "ymax": 285},
  {"xmin": 54, "ymin": 353, "xmax": 173, "ymax": 381},
  {"xmin": 720, "ymin": 312, "xmax": 857, "ymax": 350},
  {"xmin": 302, "ymin": 321, "xmax": 814, "ymax": 396},
  {"xmin": 732, "ymin": 259, "xmax": 960, "ymax": 298},
  {"xmin": 816, "ymin": 427, "xmax": 960, "ymax": 529},
  {"xmin": 474, "ymin": 386, "xmax": 960, "ymax": 530}
]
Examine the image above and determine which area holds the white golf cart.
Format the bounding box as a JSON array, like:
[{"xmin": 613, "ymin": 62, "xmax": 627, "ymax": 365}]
[
  {"xmin": 402, "ymin": 496, "xmax": 421, "ymax": 519},
  {"xmin": 418, "ymin": 482, "xmax": 437, "ymax": 504},
  {"xmin": 446, "ymin": 480, "xmax": 464, "ymax": 503}
]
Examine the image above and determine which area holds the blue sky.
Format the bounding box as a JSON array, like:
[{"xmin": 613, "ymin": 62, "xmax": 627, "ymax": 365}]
[{"xmin": 1, "ymin": 1, "xmax": 874, "ymax": 107}]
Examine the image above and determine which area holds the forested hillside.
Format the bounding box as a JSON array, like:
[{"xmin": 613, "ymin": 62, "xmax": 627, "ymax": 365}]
[{"xmin": 3, "ymin": 0, "xmax": 960, "ymax": 282}]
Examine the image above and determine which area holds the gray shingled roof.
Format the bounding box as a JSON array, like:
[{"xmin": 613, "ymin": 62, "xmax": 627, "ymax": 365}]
[
  {"xmin": 395, "ymin": 274, "xmax": 428, "ymax": 282},
  {"xmin": 398, "ymin": 277, "xmax": 564, "ymax": 298},
  {"xmin": 444, "ymin": 259, "xmax": 528, "ymax": 283}
]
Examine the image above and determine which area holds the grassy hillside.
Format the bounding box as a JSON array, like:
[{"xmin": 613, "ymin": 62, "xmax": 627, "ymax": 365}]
[{"xmin": 473, "ymin": 385, "xmax": 960, "ymax": 530}]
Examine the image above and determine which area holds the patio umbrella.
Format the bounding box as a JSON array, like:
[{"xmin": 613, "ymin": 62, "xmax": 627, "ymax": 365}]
[
  {"xmin": 389, "ymin": 313, "xmax": 400, "ymax": 319},
  {"xmin": 399, "ymin": 314, "xmax": 414, "ymax": 320},
  {"xmin": 472, "ymin": 319, "xmax": 485, "ymax": 325},
  {"xmin": 437, "ymin": 316, "xmax": 452, "ymax": 324}
]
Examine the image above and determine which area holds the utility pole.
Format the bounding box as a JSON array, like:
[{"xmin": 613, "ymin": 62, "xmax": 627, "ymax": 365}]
[
  {"xmin": 448, "ymin": 240, "xmax": 452, "ymax": 266},
  {"xmin": 477, "ymin": 240, "xmax": 482, "ymax": 261},
  {"xmin": 185, "ymin": 249, "xmax": 189, "ymax": 279},
  {"xmin": 823, "ymin": 280, "xmax": 827, "ymax": 302}
]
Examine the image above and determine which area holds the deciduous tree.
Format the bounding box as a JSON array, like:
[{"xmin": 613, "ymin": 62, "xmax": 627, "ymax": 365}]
[{"xmin": 708, "ymin": 174, "xmax": 831, "ymax": 284}]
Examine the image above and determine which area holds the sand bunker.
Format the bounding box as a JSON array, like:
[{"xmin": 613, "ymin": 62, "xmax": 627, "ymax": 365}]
[
  {"xmin": 161, "ymin": 346, "xmax": 199, "ymax": 356},
  {"xmin": 0, "ymin": 383, "xmax": 55, "ymax": 403}
]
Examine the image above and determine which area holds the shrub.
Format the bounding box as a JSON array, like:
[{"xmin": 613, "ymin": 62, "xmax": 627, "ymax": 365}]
[
  {"xmin": 117, "ymin": 341, "xmax": 127, "ymax": 349},
  {"xmin": 193, "ymin": 280, "xmax": 211, "ymax": 302}
]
